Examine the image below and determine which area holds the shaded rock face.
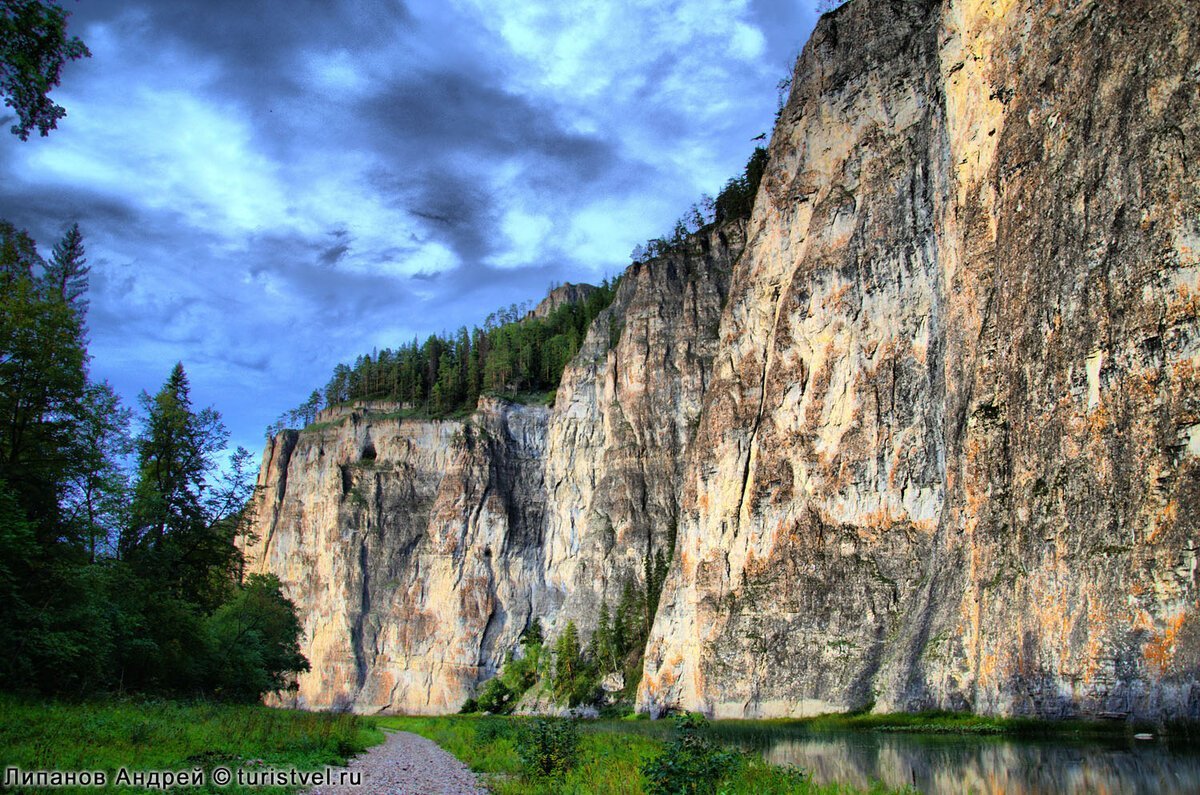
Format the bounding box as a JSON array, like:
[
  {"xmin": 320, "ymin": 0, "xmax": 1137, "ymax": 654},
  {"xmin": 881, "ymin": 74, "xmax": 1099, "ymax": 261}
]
[
  {"xmin": 542, "ymin": 223, "xmax": 743, "ymax": 634},
  {"xmin": 639, "ymin": 0, "xmax": 1200, "ymax": 720},
  {"xmin": 243, "ymin": 225, "xmax": 743, "ymax": 713}
]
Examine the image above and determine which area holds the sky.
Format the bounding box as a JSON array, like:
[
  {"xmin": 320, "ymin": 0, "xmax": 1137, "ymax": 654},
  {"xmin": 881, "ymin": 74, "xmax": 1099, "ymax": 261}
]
[{"xmin": 0, "ymin": 0, "xmax": 821, "ymax": 460}]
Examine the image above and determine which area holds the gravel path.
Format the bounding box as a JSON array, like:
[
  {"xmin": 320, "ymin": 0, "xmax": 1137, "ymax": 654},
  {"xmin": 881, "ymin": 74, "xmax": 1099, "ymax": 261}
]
[{"xmin": 308, "ymin": 730, "xmax": 487, "ymax": 794}]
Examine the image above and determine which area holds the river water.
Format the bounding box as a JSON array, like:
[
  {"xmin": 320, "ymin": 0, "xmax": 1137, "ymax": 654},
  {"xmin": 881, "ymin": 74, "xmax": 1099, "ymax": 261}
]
[{"xmin": 743, "ymin": 731, "xmax": 1200, "ymax": 794}]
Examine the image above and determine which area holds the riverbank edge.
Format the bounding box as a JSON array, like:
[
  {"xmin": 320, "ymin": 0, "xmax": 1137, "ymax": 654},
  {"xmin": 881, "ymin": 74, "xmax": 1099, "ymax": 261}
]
[{"xmin": 695, "ymin": 708, "xmax": 1200, "ymax": 740}]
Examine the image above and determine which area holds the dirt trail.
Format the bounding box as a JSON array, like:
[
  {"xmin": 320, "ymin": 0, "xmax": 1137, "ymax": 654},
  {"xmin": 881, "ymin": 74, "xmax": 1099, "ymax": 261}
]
[{"xmin": 308, "ymin": 730, "xmax": 487, "ymax": 794}]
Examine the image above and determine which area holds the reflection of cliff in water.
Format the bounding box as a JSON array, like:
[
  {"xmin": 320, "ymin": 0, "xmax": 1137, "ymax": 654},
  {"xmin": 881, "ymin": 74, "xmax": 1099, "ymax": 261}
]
[{"xmin": 756, "ymin": 734, "xmax": 1200, "ymax": 795}]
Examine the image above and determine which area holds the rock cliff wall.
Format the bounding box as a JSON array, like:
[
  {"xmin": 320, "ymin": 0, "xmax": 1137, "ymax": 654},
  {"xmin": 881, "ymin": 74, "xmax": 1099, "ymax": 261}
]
[
  {"xmin": 541, "ymin": 223, "xmax": 742, "ymax": 635},
  {"xmin": 249, "ymin": 0, "xmax": 1200, "ymax": 720},
  {"xmin": 243, "ymin": 224, "xmax": 743, "ymax": 713},
  {"xmin": 244, "ymin": 399, "xmax": 550, "ymax": 713},
  {"xmin": 638, "ymin": 0, "xmax": 1200, "ymax": 720}
]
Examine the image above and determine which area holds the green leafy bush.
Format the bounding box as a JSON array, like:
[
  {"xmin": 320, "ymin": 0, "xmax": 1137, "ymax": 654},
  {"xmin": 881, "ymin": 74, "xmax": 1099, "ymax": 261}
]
[
  {"xmin": 476, "ymin": 677, "xmax": 516, "ymax": 714},
  {"xmin": 642, "ymin": 713, "xmax": 743, "ymax": 795},
  {"xmin": 518, "ymin": 717, "xmax": 580, "ymax": 778}
]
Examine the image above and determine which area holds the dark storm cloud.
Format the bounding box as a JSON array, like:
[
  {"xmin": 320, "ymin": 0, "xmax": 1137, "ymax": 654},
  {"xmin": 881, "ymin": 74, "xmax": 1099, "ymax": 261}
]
[
  {"xmin": 375, "ymin": 165, "xmax": 500, "ymax": 263},
  {"xmin": 0, "ymin": 183, "xmax": 140, "ymax": 245},
  {"xmin": 358, "ymin": 68, "xmax": 626, "ymax": 263},
  {"xmin": 3, "ymin": 0, "xmax": 822, "ymax": 452},
  {"xmin": 135, "ymin": 0, "xmax": 412, "ymax": 97},
  {"xmin": 318, "ymin": 238, "xmax": 351, "ymax": 267},
  {"xmin": 364, "ymin": 70, "xmax": 616, "ymax": 177}
]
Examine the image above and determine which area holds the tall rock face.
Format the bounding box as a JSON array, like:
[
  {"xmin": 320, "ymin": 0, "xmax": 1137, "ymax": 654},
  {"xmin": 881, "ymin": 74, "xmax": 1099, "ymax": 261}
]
[
  {"xmin": 639, "ymin": 0, "xmax": 1200, "ymax": 720},
  {"xmin": 243, "ymin": 223, "xmax": 743, "ymax": 713},
  {"xmin": 542, "ymin": 223, "xmax": 743, "ymax": 634},
  {"xmin": 244, "ymin": 399, "xmax": 551, "ymax": 713}
]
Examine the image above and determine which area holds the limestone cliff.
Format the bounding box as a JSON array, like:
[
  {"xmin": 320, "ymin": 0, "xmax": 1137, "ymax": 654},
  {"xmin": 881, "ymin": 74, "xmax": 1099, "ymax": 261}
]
[
  {"xmin": 245, "ymin": 398, "xmax": 550, "ymax": 713},
  {"xmin": 541, "ymin": 222, "xmax": 742, "ymax": 635},
  {"xmin": 249, "ymin": 0, "xmax": 1200, "ymax": 720},
  {"xmin": 243, "ymin": 224, "xmax": 743, "ymax": 713},
  {"xmin": 528, "ymin": 283, "xmax": 598, "ymax": 320},
  {"xmin": 639, "ymin": 0, "xmax": 1200, "ymax": 720}
]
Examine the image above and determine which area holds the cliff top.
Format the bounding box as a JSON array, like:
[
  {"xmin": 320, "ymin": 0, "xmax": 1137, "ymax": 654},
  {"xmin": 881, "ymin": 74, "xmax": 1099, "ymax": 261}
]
[{"xmin": 526, "ymin": 283, "xmax": 598, "ymax": 320}]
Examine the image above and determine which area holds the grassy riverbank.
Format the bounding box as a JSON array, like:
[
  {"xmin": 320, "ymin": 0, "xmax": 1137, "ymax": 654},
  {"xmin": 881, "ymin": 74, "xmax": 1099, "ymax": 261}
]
[
  {"xmin": 0, "ymin": 696, "xmax": 382, "ymax": 794},
  {"xmin": 702, "ymin": 708, "xmax": 1190, "ymax": 741},
  {"xmin": 5, "ymin": 697, "xmax": 1184, "ymax": 794},
  {"xmin": 380, "ymin": 714, "xmax": 914, "ymax": 794}
]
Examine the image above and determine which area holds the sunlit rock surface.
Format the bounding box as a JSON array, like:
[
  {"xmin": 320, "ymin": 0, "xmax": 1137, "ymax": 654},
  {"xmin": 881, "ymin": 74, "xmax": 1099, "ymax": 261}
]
[
  {"xmin": 639, "ymin": 0, "xmax": 1200, "ymax": 720},
  {"xmin": 249, "ymin": 0, "xmax": 1200, "ymax": 719},
  {"xmin": 243, "ymin": 224, "xmax": 743, "ymax": 713}
]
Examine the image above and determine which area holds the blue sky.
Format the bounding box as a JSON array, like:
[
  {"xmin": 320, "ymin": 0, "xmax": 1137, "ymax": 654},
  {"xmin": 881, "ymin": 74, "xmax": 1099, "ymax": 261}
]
[{"xmin": 0, "ymin": 0, "xmax": 821, "ymax": 458}]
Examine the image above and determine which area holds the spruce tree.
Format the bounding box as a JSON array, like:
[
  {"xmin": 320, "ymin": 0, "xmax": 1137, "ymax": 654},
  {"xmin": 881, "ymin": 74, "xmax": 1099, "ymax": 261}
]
[
  {"xmin": 553, "ymin": 620, "xmax": 583, "ymax": 703},
  {"xmin": 44, "ymin": 222, "xmax": 88, "ymax": 314},
  {"xmin": 125, "ymin": 363, "xmax": 236, "ymax": 609},
  {"xmin": 594, "ymin": 600, "xmax": 615, "ymax": 673}
]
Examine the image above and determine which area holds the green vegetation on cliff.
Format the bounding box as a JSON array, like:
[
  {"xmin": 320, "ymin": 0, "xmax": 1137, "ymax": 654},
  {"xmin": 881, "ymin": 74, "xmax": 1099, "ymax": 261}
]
[
  {"xmin": 630, "ymin": 146, "xmax": 767, "ymax": 264},
  {"xmin": 270, "ymin": 144, "xmax": 770, "ymax": 437},
  {"xmin": 268, "ymin": 280, "xmax": 618, "ymax": 434}
]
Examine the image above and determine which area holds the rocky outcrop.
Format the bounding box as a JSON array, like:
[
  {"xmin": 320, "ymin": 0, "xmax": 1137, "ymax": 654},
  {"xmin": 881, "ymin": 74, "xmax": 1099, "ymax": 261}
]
[
  {"xmin": 528, "ymin": 283, "xmax": 598, "ymax": 319},
  {"xmin": 243, "ymin": 225, "xmax": 743, "ymax": 713},
  {"xmin": 244, "ymin": 399, "xmax": 550, "ymax": 713},
  {"xmin": 639, "ymin": 0, "xmax": 1200, "ymax": 720},
  {"xmin": 250, "ymin": 0, "xmax": 1200, "ymax": 721},
  {"xmin": 540, "ymin": 222, "xmax": 743, "ymax": 635}
]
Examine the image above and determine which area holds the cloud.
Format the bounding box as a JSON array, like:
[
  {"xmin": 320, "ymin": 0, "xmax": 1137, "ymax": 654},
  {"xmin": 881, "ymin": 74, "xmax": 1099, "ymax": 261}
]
[{"xmin": 0, "ymin": 0, "xmax": 820, "ymax": 453}]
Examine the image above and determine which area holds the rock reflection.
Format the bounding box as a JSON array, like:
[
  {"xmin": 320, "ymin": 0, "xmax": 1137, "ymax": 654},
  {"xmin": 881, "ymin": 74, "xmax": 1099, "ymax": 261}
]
[{"xmin": 754, "ymin": 734, "xmax": 1200, "ymax": 794}]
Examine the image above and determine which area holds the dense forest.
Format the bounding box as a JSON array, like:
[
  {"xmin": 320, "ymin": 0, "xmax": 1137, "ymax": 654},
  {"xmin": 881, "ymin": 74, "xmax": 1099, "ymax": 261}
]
[
  {"xmin": 0, "ymin": 221, "xmax": 307, "ymax": 701},
  {"xmin": 268, "ymin": 280, "xmax": 619, "ymax": 434}
]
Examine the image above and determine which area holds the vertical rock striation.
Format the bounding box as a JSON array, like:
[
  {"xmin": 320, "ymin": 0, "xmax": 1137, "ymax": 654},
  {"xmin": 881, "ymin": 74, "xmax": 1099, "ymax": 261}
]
[
  {"xmin": 541, "ymin": 223, "xmax": 743, "ymax": 635},
  {"xmin": 249, "ymin": 0, "xmax": 1200, "ymax": 720},
  {"xmin": 243, "ymin": 224, "xmax": 743, "ymax": 713},
  {"xmin": 244, "ymin": 399, "xmax": 551, "ymax": 713},
  {"xmin": 639, "ymin": 0, "xmax": 1200, "ymax": 720}
]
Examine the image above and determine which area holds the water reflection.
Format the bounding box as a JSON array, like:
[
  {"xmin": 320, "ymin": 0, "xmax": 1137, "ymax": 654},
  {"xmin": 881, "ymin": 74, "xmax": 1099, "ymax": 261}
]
[{"xmin": 746, "ymin": 733, "xmax": 1200, "ymax": 794}]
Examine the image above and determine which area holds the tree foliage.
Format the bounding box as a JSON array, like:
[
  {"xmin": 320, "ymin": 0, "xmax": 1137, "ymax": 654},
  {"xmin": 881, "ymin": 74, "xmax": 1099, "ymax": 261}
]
[
  {"xmin": 270, "ymin": 281, "xmax": 618, "ymax": 435},
  {"xmin": 463, "ymin": 622, "xmax": 544, "ymax": 714},
  {"xmin": 207, "ymin": 574, "xmax": 310, "ymax": 701},
  {"xmin": 552, "ymin": 620, "xmax": 594, "ymax": 706},
  {"xmin": 642, "ymin": 713, "xmax": 743, "ymax": 795},
  {"xmin": 0, "ymin": 0, "xmax": 90, "ymax": 139},
  {"xmin": 518, "ymin": 718, "xmax": 580, "ymax": 778},
  {"xmin": 0, "ymin": 219, "xmax": 305, "ymax": 702},
  {"xmin": 631, "ymin": 146, "xmax": 769, "ymax": 266}
]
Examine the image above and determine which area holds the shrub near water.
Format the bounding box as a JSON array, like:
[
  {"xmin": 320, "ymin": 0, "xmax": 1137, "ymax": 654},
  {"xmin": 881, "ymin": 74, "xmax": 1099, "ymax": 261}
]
[{"xmin": 642, "ymin": 713, "xmax": 742, "ymax": 795}]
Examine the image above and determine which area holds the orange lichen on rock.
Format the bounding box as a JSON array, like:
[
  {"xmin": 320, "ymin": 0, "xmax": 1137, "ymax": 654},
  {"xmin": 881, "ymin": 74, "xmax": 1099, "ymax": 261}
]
[{"xmin": 1144, "ymin": 611, "xmax": 1191, "ymax": 676}]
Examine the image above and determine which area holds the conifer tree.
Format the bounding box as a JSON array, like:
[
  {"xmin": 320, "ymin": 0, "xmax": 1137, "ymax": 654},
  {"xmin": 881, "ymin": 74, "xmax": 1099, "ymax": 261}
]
[
  {"xmin": 125, "ymin": 363, "xmax": 237, "ymax": 609},
  {"xmin": 553, "ymin": 620, "xmax": 583, "ymax": 702},
  {"xmin": 44, "ymin": 222, "xmax": 88, "ymax": 314},
  {"xmin": 594, "ymin": 600, "xmax": 616, "ymax": 673}
]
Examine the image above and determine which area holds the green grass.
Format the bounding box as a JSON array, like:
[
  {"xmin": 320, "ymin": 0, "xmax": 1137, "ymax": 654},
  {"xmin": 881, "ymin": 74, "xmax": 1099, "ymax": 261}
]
[
  {"xmin": 699, "ymin": 709, "xmax": 1187, "ymax": 742},
  {"xmin": 297, "ymin": 417, "xmax": 347, "ymax": 433},
  {"xmin": 378, "ymin": 715, "xmax": 915, "ymax": 794},
  {"xmin": 0, "ymin": 695, "xmax": 383, "ymax": 794},
  {"xmin": 6, "ymin": 698, "xmax": 1168, "ymax": 795}
]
